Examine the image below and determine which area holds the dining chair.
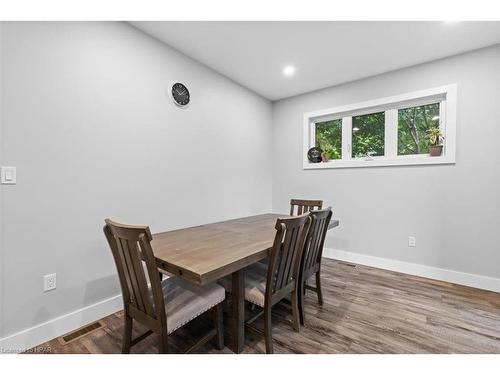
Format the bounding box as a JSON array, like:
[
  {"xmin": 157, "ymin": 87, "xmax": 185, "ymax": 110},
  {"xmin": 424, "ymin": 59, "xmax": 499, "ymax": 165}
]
[
  {"xmin": 256, "ymin": 199, "xmax": 322, "ymax": 269},
  {"xmin": 103, "ymin": 219, "xmax": 225, "ymax": 353},
  {"xmin": 289, "ymin": 199, "xmax": 323, "ymax": 216},
  {"xmin": 220, "ymin": 213, "xmax": 311, "ymax": 354},
  {"xmin": 298, "ymin": 207, "xmax": 332, "ymax": 325}
]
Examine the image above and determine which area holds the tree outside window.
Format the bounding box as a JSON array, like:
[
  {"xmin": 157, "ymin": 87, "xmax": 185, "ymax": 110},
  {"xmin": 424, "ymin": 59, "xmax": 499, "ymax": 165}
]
[
  {"xmin": 315, "ymin": 119, "xmax": 342, "ymax": 160},
  {"xmin": 352, "ymin": 112, "xmax": 385, "ymax": 158},
  {"xmin": 398, "ymin": 103, "xmax": 440, "ymax": 155}
]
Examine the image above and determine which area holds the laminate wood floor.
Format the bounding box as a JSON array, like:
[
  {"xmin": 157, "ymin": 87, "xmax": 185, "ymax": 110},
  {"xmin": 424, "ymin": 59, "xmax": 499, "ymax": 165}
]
[{"xmin": 30, "ymin": 259, "xmax": 500, "ymax": 354}]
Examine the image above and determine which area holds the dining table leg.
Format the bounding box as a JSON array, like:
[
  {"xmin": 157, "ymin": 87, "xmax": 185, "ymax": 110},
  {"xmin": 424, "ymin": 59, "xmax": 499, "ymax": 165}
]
[{"xmin": 231, "ymin": 268, "xmax": 245, "ymax": 353}]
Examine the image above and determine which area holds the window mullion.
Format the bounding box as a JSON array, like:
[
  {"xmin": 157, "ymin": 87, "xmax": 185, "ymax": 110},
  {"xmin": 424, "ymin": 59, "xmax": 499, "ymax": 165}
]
[
  {"xmin": 342, "ymin": 117, "xmax": 352, "ymax": 160},
  {"xmin": 310, "ymin": 121, "xmax": 316, "ymax": 149},
  {"xmin": 438, "ymin": 101, "xmax": 446, "ymax": 156},
  {"xmin": 385, "ymin": 109, "xmax": 398, "ymax": 157}
]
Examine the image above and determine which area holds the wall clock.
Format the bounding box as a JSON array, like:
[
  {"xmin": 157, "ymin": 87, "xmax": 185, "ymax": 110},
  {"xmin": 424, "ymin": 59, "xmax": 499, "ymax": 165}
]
[{"xmin": 170, "ymin": 82, "xmax": 190, "ymax": 107}]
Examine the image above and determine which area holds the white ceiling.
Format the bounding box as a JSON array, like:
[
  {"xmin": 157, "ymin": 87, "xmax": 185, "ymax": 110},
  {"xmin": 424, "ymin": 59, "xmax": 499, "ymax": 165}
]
[{"xmin": 131, "ymin": 21, "xmax": 500, "ymax": 101}]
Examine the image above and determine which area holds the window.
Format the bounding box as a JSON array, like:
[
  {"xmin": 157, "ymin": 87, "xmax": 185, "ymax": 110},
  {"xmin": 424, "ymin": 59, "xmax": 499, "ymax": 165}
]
[
  {"xmin": 315, "ymin": 119, "xmax": 342, "ymax": 160},
  {"xmin": 352, "ymin": 112, "xmax": 385, "ymax": 158},
  {"xmin": 303, "ymin": 85, "xmax": 456, "ymax": 169},
  {"xmin": 398, "ymin": 103, "xmax": 440, "ymax": 155}
]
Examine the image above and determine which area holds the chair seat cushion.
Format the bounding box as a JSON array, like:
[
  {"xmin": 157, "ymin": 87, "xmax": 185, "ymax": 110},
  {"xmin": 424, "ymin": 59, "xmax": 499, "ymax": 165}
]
[
  {"xmin": 160, "ymin": 277, "xmax": 225, "ymax": 334},
  {"xmin": 219, "ymin": 261, "xmax": 269, "ymax": 307}
]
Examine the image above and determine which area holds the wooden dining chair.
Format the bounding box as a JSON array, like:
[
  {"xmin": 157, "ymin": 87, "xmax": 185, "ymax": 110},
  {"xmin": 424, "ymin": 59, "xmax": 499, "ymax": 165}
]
[
  {"xmin": 256, "ymin": 199, "xmax": 322, "ymax": 268},
  {"xmin": 289, "ymin": 199, "xmax": 323, "ymax": 216},
  {"xmin": 103, "ymin": 219, "xmax": 225, "ymax": 354},
  {"xmin": 298, "ymin": 207, "xmax": 332, "ymax": 325},
  {"xmin": 220, "ymin": 213, "xmax": 311, "ymax": 354}
]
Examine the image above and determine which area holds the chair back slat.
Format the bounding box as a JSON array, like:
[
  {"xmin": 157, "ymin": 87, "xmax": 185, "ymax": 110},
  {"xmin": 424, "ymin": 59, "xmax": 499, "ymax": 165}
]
[
  {"xmin": 275, "ymin": 227, "xmax": 295, "ymax": 290},
  {"xmin": 125, "ymin": 237, "xmax": 154, "ymax": 315},
  {"xmin": 290, "ymin": 199, "xmax": 323, "ymax": 216},
  {"xmin": 266, "ymin": 214, "xmax": 311, "ymax": 296},
  {"xmin": 104, "ymin": 219, "xmax": 166, "ymax": 323},
  {"xmin": 118, "ymin": 237, "xmax": 144, "ymax": 311},
  {"xmin": 302, "ymin": 207, "xmax": 332, "ymax": 276},
  {"xmin": 281, "ymin": 226, "xmax": 300, "ymax": 289}
]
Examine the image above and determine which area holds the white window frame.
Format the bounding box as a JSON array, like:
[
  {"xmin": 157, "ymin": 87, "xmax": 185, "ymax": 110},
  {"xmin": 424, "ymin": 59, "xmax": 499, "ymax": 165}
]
[{"xmin": 303, "ymin": 84, "xmax": 457, "ymax": 169}]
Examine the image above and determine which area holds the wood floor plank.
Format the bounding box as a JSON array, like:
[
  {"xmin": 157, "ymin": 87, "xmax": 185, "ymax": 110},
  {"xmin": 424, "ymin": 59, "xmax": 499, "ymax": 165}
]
[{"xmin": 29, "ymin": 259, "xmax": 500, "ymax": 354}]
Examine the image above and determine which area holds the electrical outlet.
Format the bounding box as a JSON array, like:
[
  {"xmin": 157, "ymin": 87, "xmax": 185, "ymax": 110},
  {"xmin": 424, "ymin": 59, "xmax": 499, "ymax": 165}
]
[
  {"xmin": 44, "ymin": 273, "xmax": 57, "ymax": 292},
  {"xmin": 408, "ymin": 236, "xmax": 416, "ymax": 247}
]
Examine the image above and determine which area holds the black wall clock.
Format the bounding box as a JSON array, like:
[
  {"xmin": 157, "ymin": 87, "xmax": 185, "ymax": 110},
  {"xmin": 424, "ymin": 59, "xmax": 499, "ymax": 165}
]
[{"xmin": 170, "ymin": 82, "xmax": 190, "ymax": 107}]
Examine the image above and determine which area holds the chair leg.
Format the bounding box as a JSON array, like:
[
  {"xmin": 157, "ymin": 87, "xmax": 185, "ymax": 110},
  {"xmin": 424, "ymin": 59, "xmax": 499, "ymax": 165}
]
[
  {"xmin": 158, "ymin": 332, "xmax": 169, "ymax": 354},
  {"xmin": 264, "ymin": 306, "xmax": 273, "ymax": 354},
  {"xmin": 122, "ymin": 315, "xmax": 132, "ymax": 354},
  {"xmin": 315, "ymin": 271, "xmax": 323, "ymax": 306},
  {"xmin": 291, "ymin": 290, "xmax": 300, "ymax": 332},
  {"xmin": 298, "ymin": 281, "xmax": 305, "ymax": 326},
  {"xmin": 213, "ymin": 304, "xmax": 224, "ymax": 350}
]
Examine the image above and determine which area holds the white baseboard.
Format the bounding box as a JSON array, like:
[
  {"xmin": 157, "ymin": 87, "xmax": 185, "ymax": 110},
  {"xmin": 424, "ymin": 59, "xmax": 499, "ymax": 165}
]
[
  {"xmin": 0, "ymin": 294, "xmax": 122, "ymax": 352},
  {"xmin": 323, "ymin": 248, "xmax": 500, "ymax": 293}
]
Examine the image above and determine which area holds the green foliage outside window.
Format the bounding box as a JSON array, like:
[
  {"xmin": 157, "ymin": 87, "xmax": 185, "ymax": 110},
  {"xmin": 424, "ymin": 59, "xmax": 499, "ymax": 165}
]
[
  {"xmin": 314, "ymin": 104, "xmax": 440, "ymax": 161},
  {"xmin": 315, "ymin": 119, "xmax": 342, "ymax": 160},
  {"xmin": 352, "ymin": 112, "xmax": 385, "ymax": 158},
  {"xmin": 398, "ymin": 103, "xmax": 440, "ymax": 155}
]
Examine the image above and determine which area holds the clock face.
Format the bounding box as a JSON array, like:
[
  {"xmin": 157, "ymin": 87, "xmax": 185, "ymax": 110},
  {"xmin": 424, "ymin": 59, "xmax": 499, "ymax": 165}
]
[{"xmin": 171, "ymin": 82, "xmax": 190, "ymax": 106}]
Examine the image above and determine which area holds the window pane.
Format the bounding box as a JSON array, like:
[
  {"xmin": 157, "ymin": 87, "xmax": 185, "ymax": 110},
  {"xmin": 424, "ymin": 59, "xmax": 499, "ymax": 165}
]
[
  {"xmin": 315, "ymin": 119, "xmax": 342, "ymax": 160},
  {"xmin": 398, "ymin": 103, "xmax": 440, "ymax": 155},
  {"xmin": 352, "ymin": 112, "xmax": 385, "ymax": 158}
]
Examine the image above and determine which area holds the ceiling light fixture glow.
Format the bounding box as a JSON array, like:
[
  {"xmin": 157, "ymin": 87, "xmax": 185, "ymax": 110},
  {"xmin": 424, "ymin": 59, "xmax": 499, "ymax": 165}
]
[{"xmin": 283, "ymin": 65, "xmax": 295, "ymax": 77}]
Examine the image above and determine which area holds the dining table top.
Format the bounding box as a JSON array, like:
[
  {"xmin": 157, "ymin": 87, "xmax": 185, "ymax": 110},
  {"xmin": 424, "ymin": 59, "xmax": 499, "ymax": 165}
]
[{"xmin": 151, "ymin": 213, "xmax": 339, "ymax": 286}]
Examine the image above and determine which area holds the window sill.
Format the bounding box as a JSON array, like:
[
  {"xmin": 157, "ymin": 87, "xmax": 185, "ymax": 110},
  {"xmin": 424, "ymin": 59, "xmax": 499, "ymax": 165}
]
[{"xmin": 303, "ymin": 155, "xmax": 455, "ymax": 169}]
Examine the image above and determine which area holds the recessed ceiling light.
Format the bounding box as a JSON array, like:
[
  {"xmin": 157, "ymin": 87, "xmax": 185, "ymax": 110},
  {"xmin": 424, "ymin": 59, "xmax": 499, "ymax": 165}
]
[{"xmin": 283, "ymin": 65, "xmax": 295, "ymax": 77}]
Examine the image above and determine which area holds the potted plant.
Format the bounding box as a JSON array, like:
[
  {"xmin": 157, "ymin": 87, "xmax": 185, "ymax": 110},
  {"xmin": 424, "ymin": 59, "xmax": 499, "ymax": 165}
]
[
  {"xmin": 316, "ymin": 140, "xmax": 330, "ymax": 162},
  {"xmin": 426, "ymin": 127, "xmax": 444, "ymax": 157}
]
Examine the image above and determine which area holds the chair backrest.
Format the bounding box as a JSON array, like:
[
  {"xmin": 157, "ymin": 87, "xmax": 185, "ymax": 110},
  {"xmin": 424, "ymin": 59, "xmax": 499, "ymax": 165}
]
[
  {"xmin": 265, "ymin": 213, "xmax": 312, "ymax": 304},
  {"xmin": 301, "ymin": 207, "xmax": 332, "ymax": 278},
  {"xmin": 290, "ymin": 199, "xmax": 323, "ymax": 216},
  {"xmin": 103, "ymin": 219, "xmax": 166, "ymax": 326}
]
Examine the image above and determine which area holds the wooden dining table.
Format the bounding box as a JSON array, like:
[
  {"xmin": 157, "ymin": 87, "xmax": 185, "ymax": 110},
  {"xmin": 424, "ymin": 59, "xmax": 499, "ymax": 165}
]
[{"xmin": 151, "ymin": 213, "xmax": 339, "ymax": 353}]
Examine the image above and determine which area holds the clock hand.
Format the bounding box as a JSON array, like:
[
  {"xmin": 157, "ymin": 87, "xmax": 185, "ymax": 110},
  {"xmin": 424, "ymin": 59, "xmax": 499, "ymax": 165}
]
[{"xmin": 175, "ymin": 89, "xmax": 182, "ymax": 95}]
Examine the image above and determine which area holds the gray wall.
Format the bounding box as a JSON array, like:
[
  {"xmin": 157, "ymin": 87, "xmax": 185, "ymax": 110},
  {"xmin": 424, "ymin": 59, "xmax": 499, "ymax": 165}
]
[
  {"xmin": 272, "ymin": 45, "xmax": 500, "ymax": 278},
  {"xmin": 0, "ymin": 22, "xmax": 272, "ymax": 338}
]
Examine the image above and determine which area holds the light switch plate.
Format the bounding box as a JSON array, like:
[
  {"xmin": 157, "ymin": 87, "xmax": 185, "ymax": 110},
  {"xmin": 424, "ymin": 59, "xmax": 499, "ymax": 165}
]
[
  {"xmin": 1, "ymin": 166, "xmax": 17, "ymax": 184},
  {"xmin": 408, "ymin": 236, "xmax": 416, "ymax": 247}
]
